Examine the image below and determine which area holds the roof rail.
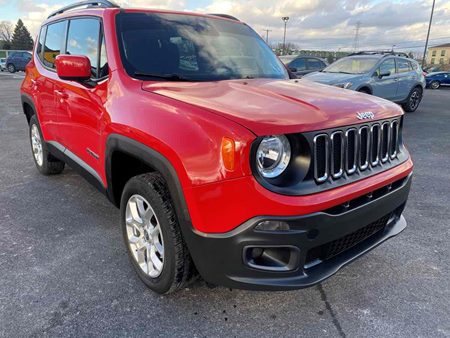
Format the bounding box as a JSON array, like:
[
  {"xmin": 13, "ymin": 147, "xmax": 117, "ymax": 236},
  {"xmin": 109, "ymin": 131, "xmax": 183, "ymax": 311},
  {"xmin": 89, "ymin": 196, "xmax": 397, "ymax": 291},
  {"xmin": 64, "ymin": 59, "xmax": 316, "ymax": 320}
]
[
  {"xmin": 209, "ymin": 14, "xmax": 240, "ymax": 21},
  {"xmin": 349, "ymin": 50, "xmax": 410, "ymax": 58},
  {"xmin": 47, "ymin": 0, "xmax": 120, "ymax": 19}
]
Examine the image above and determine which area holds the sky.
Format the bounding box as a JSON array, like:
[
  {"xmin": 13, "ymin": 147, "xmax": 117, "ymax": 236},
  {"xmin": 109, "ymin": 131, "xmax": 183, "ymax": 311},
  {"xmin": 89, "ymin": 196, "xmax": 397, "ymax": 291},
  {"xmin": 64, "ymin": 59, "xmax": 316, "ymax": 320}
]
[{"xmin": 1, "ymin": 0, "xmax": 449, "ymax": 53}]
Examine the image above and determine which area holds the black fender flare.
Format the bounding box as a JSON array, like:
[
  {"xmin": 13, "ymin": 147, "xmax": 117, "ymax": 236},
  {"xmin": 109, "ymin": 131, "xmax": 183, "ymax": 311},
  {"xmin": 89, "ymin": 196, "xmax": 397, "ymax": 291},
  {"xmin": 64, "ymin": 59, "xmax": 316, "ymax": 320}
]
[
  {"xmin": 21, "ymin": 93, "xmax": 37, "ymax": 123},
  {"xmin": 105, "ymin": 134, "xmax": 192, "ymax": 226}
]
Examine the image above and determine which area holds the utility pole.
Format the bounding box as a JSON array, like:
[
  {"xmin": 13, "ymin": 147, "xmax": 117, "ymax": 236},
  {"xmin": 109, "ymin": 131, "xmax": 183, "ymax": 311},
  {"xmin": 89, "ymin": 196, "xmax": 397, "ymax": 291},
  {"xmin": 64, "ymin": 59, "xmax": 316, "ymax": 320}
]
[
  {"xmin": 422, "ymin": 0, "xmax": 436, "ymax": 67},
  {"xmin": 353, "ymin": 21, "xmax": 361, "ymax": 52},
  {"xmin": 282, "ymin": 17, "xmax": 289, "ymax": 55},
  {"xmin": 262, "ymin": 29, "xmax": 272, "ymax": 44}
]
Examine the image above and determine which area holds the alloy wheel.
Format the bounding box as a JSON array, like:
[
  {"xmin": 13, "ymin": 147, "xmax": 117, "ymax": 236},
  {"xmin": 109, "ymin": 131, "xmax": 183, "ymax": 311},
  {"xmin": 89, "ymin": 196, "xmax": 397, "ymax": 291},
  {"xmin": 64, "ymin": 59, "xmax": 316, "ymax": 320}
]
[
  {"xmin": 31, "ymin": 124, "xmax": 43, "ymax": 167},
  {"xmin": 409, "ymin": 90, "xmax": 421, "ymax": 110},
  {"xmin": 125, "ymin": 194, "xmax": 165, "ymax": 278}
]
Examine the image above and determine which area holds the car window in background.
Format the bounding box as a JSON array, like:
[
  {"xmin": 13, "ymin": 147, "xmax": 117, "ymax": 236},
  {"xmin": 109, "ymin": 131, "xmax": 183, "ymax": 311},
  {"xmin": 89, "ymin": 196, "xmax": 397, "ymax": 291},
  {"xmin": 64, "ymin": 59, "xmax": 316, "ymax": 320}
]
[
  {"xmin": 323, "ymin": 57, "xmax": 378, "ymax": 74},
  {"xmin": 66, "ymin": 18, "xmax": 100, "ymax": 78},
  {"xmin": 397, "ymin": 58, "xmax": 411, "ymax": 73},
  {"xmin": 377, "ymin": 58, "xmax": 396, "ymax": 76},
  {"xmin": 290, "ymin": 58, "xmax": 306, "ymax": 70},
  {"xmin": 307, "ymin": 58, "xmax": 324, "ymax": 69},
  {"xmin": 43, "ymin": 21, "xmax": 67, "ymax": 69},
  {"xmin": 116, "ymin": 12, "xmax": 288, "ymax": 81}
]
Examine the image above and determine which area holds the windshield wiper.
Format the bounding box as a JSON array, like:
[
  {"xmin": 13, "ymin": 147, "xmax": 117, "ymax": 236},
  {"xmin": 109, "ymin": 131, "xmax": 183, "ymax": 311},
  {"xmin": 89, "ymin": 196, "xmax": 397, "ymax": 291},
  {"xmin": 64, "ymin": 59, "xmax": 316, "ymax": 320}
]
[{"xmin": 133, "ymin": 72, "xmax": 192, "ymax": 81}]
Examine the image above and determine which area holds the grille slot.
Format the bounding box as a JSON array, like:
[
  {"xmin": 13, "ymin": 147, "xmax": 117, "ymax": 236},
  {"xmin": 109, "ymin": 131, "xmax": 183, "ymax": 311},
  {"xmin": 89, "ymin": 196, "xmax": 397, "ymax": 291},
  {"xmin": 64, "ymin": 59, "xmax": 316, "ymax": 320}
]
[
  {"xmin": 359, "ymin": 126, "xmax": 370, "ymax": 170},
  {"xmin": 331, "ymin": 131, "xmax": 344, "ymax": 179},
  {"xmin": 380, "ymin": 122, "xmax": 390, "ymax": 163},
  {"xmin": 370, "ymin": 124, "xmax": 381, "ymax": 166},
  {"xmin": 312, "ymin": 118, "xmax": 402, "ymax": 184},
  {"xmin": 314, "ymin": 134, "xmax": 329, "ymax": 183}
]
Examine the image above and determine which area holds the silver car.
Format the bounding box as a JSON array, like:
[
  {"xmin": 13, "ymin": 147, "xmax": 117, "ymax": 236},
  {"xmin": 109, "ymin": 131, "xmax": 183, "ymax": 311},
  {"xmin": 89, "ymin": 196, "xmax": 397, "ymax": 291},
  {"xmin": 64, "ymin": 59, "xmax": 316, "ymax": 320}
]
[
  {"xmin": 0, "ymin": 58, "xmax": 6, "ymax": 71},
  {"xmin": 304, "ymin": 51, "xmax": 426, "ymax": 112}
]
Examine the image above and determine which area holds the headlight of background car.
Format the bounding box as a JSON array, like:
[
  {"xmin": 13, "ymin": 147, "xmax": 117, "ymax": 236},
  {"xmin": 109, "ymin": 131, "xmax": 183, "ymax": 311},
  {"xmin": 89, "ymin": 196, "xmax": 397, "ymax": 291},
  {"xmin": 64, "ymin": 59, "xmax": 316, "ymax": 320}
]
[
  {"xmin": 334, "ymin": 82, "xmax": 353, "ymax": 89},
  {"xmin": 256, "ymin": 135, "xmax": 291, "ymax": 178}
]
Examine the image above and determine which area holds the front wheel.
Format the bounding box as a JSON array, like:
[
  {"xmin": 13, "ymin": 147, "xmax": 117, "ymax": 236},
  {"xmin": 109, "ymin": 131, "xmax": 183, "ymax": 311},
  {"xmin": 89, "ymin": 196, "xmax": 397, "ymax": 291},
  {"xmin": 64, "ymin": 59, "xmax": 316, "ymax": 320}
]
[
  {"xmin": 430, "ymin": 81, "xmax": 440, "ymax": 90},
  {"xmin": 29, "ymin": 115, "xmax": 65, "ymax": 175},
  {"xmin": 120, "ymin": 173, "xmax": 195, "ymax": 294},
  {"xmin": 7, "ymin": 64, "xmax": 15, "ymax": 73},
  {"xmin": 402, "ymin": 87, "xmax": 423, "ymax": 113}
]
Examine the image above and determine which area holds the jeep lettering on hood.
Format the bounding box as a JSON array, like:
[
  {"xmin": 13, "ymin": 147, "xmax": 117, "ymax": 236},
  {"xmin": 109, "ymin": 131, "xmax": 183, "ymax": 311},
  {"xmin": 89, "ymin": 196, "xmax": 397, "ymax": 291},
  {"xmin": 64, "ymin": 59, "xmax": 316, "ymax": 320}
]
[{"xmin": 142, "ymin": 79, "xmax": 403, "ymax": 136}]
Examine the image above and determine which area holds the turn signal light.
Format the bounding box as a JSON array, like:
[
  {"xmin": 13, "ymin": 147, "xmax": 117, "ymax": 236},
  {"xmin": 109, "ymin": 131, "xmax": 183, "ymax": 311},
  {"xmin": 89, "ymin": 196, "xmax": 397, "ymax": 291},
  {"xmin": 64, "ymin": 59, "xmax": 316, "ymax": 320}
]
[{"xmin": 221, "ymin": 137, "xmax": 235, "ymax": 171}]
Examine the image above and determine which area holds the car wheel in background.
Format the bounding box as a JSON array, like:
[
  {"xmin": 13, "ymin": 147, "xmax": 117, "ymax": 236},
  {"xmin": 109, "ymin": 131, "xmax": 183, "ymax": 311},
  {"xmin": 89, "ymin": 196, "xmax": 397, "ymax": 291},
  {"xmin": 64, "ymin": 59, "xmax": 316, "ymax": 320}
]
[
  {"xmin": 358, "ymin": 88, "xmax": 371, "ymax": 95},
  {"xmin": 120, "ymin": 173, "xmax": 196, "ymax": 294},
  {"xmin": 402, "ymin": 87, "xmax": 423, "ymax": 113},
  {"xmin": 7, "ymin": 64, "xmax": 16, "ymax": 73},
  {"xmin": 29, "ymin": 115, "xmax": 65, "ymax": 175},
  {"xmin": 430, "ymin": 81, "xmax": 440, "ymax": 90}
]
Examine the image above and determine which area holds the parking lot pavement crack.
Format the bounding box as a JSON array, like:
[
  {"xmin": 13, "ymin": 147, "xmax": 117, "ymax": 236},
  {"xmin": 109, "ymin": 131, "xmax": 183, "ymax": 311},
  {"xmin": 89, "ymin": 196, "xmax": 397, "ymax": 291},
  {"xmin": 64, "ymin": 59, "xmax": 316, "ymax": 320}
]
[{"xmin": 317, "ymin": 284, "xmax": 346, "ymax": 338}]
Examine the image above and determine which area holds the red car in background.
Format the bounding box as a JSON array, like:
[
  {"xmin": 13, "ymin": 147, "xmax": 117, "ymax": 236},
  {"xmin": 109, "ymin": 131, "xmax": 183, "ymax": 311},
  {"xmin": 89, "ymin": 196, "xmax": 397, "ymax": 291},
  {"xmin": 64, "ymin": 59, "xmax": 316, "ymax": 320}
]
[{"xmin": 21, "ymin": 0, "xmax": 413, "ymax": 294}]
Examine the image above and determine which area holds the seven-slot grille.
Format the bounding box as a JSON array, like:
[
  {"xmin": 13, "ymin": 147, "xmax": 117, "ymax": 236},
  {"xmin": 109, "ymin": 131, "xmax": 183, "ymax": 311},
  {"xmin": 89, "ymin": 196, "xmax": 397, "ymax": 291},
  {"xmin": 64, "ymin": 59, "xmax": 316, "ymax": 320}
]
[{"xmin": 313, "ymin": 119, "xmax": 400, "ymax": 183}]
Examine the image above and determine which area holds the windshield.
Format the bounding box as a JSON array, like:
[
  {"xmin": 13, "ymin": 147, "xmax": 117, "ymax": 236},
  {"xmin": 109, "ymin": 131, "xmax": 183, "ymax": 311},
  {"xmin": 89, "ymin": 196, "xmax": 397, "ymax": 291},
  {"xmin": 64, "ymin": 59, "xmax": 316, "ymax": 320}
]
[
  {"xmin": 323, "ymin": 57, "xmax": 379, "ymax": 74},
  {"xmin": 116, "ymin": 12, "xmax": 288, "ymax": 81}
]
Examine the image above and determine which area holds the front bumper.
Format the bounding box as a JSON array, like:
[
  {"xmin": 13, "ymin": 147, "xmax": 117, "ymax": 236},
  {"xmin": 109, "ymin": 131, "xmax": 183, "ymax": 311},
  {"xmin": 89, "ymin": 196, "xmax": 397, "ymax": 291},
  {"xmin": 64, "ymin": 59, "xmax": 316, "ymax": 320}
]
[{"xmin": 185, "ymin": 173, "xmax": 411, "ymax": 290}]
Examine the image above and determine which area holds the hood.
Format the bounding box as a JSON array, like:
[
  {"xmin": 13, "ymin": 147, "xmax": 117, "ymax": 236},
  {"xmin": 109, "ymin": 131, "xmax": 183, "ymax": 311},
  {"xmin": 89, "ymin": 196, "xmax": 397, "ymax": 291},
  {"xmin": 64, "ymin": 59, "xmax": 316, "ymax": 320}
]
[
  {"xmin": 302, "ymin": 71, "xmax": 362, "ymax": 85},
  {"xmin": 142, "ymin": 78, "xmax": 403, "ymax": 136}
]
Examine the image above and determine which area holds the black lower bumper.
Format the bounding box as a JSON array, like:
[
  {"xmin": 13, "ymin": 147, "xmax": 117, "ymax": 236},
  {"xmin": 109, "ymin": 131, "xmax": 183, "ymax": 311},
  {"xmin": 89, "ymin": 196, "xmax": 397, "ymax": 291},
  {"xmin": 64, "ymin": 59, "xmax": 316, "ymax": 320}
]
[{"xmin": 185, "ymin": 174, "xmax": 412, "ymax": 290}]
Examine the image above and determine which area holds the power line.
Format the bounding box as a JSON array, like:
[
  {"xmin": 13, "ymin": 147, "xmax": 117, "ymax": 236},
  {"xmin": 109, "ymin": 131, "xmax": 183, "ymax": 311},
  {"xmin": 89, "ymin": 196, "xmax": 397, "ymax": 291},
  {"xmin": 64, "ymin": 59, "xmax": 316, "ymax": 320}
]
[{"xmin": 262, "ymin": 29, "xmax": 272, "ymax": 44}]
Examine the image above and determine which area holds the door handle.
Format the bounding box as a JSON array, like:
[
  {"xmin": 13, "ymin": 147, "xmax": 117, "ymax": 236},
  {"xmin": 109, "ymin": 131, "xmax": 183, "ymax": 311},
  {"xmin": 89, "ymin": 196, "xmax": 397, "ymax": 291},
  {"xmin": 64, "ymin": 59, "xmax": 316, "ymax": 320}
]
[{"xmin": 55, "ymin": 90, "xmax": 68, "ymax": 100}]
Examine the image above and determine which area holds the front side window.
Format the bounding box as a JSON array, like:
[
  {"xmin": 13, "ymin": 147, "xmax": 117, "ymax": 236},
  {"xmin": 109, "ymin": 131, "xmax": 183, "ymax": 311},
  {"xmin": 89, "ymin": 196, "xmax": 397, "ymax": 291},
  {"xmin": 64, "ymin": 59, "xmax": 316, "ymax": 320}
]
[
  {"xmin": 323, "ymin": 57, "xmax": 379, "ymax": 74},
  {"xmin": 307, "ymin": 58, "xmax": 324, "ymax": 70},
  {"xmin": 116, "ymin": 13, "xmax": 288, "ymax": 81},
  {"xmin": 290, "ymin": 58, "xmax": 306, "ymax": 70},
  {"xmin": 66, "ymin": 18, "xmax": 100, "ymax": 78},
  {"xmin": 43, "ymin": 21, "xmax": 67, "ymax": 69},
  {"xmin": 377, "ymin": 58, "xmax": 396, "ymax": 76}
]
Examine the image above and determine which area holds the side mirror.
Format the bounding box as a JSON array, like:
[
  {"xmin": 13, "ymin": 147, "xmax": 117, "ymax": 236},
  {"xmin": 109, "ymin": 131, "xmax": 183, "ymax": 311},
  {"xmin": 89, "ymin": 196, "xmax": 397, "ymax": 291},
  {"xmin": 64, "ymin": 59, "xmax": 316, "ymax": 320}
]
[
  {"xmin": 377, "ymin": 71, "xmax": 391, "ymax": 79},
  {"xmin": 289, "ymin": 67, "xmax": 297, "ymax": 72},
  {"xmin": 55, "ymin": 55, "xmax": 91, "ymax": 81}
]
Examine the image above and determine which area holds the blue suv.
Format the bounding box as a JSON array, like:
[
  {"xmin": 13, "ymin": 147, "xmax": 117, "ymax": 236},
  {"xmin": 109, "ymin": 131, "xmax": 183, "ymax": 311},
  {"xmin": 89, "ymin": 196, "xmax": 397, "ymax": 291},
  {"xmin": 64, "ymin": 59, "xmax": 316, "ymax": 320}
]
[
  {"xmin": 5, "ymin": 51, "xmax": 32, "ymax": 73},
  {"xmin": 304, "ymin": 52, "xmax": 426, "ymax": 112}
]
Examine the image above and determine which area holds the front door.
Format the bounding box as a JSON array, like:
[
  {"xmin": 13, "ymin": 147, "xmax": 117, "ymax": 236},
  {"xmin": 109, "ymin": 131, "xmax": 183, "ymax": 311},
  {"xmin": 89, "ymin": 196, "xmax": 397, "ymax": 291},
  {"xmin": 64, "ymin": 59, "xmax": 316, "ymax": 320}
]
[
  {"xmin": 371, "ymin": 58, "xmax": 399, "ymax": 101},
  {"xmin": 55, "ymin": 18, "xmax": 108, "ymax": 179}
]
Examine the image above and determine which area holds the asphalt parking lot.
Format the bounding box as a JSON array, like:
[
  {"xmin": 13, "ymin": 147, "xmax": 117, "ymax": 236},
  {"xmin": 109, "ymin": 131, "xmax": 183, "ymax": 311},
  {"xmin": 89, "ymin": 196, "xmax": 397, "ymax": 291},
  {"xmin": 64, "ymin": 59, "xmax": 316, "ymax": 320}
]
[{"xmin": 0, "ymin": 70, "xmax": 449, "ymax": 338}]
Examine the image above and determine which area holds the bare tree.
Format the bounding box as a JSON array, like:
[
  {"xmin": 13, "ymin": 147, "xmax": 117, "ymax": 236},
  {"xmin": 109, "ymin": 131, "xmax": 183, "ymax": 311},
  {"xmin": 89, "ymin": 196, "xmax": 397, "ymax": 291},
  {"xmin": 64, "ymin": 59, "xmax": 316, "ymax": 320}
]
[{"xmin": 0, "ymin": 21, "xmax": 13, "ymax": 43}]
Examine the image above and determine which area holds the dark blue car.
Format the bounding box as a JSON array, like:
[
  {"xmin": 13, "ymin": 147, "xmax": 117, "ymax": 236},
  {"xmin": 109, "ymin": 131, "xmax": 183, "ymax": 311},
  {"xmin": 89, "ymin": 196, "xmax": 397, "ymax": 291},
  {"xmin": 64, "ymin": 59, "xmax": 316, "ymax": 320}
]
[
  {"xmin": 426, "ymin": 71, "xmax": 450, "ymax": 89},
  {"xmin": 5, "ymin": 51, "xmax": 32, "ymax": 73}
]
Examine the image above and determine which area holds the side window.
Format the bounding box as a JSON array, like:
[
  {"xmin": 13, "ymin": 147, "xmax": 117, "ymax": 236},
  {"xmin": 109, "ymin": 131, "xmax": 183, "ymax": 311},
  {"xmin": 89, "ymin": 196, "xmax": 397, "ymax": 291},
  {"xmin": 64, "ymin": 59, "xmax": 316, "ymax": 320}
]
[
  {"xmin": 98, "ymin": 34, "xmax": 109, "ymax": 78},
  {"xmin": 43, "ymin": 21, "xmax": 67, "ymax": 69},
  {"xmin": 290, "ymin": 58, "xmax": 306, "ymax": 70},
  {"xmin": 66, "ymin": 18, "xmax": 100, "ymax": 78},
  {"xmin": 409, "ymin": 61, "xmax": 418, "ymax": 71},
  {"xmin": 377, "ymin": 58, "xmax": 396, "ymax": 76},
  {"xmin": 307, "ymin": 58, "xmax": 324, "ymax": 70},
  {"xmin": 396, "ymin": 58, "xmax": 410, "ymax": 73}
]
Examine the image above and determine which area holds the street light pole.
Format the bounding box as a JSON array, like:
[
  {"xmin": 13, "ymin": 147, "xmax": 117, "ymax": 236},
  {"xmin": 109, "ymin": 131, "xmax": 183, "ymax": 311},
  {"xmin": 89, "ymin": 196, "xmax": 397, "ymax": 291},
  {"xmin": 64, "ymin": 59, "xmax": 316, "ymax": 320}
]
[
  {"xmin": 282, "ymin": 17, "xmax": 289, "ymax": 55},
  {"xmin": 422, "ymin": 0, "xmax": 436, "ymax": 67}
]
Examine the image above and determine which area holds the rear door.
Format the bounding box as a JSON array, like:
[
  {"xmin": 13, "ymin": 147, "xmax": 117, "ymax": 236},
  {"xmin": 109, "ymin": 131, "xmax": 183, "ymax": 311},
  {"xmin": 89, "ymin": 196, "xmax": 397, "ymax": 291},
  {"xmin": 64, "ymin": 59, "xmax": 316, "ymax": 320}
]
[
  {"xmin": 443, "ymin": 73, "xmax": 450, "ymax": 85},
  {"xmin": 371, "ymin": 58, "xmax": 399, "ymax": 100},
  {"xmin": 396, "ymin": 58, "xmax": 417, "ymax": 100},
  {"xmin": 55, "ymin": 17, "xmax": 108, "ymax": 178}
]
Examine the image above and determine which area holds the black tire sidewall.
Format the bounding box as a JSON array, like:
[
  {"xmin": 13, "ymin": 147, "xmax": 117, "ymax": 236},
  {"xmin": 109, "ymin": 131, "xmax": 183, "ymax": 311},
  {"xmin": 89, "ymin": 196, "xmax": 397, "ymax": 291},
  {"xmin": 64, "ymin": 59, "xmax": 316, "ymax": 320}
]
[{"xmin": 120, "ymin": 175, "xmax": 179, "ymax": 294}]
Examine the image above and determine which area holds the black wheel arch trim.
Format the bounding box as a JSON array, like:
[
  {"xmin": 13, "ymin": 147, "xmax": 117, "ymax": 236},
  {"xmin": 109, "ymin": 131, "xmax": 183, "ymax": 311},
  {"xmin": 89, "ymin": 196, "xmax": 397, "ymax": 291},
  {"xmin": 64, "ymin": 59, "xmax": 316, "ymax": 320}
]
[
  {"xmin": 21, "ymin": 93, "xmax": 38, "ymax": 123},
  {"xmin": 105, "ymin": 134, "xmax": 192, "ymax": 225}
]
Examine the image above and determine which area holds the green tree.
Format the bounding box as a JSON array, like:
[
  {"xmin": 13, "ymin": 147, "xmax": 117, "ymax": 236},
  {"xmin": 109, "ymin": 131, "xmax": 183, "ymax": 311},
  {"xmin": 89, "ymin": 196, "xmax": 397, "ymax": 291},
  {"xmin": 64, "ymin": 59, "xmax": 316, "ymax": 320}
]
[{"xmin": 11, "ymin": 19, "xmax": 34, "ymax": 50}]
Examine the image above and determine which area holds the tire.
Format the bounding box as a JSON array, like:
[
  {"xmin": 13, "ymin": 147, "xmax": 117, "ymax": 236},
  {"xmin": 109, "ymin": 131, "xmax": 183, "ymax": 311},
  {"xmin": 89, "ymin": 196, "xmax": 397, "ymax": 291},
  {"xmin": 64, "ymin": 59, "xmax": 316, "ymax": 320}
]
[
  {"xmin": 29, "ymin": 115, "xmax": 65, "ymax": 175},
  {"xmin": 430, "ymin": 81, "xmax": 440, "ymax": 90},
  {"xmin": 358, "ymin": 88, "xmax": 371, "ymax": 95},
  {"xmin": 7, "ymin": 64, "xmax": 15, "ymax": 73},
  {"xmin": 120, "ymin": 173, "xmax": 195, "ymax": 294},
  {"xmin": 402, "ymin": 87, "xmax": 423, "ymax": 113}
]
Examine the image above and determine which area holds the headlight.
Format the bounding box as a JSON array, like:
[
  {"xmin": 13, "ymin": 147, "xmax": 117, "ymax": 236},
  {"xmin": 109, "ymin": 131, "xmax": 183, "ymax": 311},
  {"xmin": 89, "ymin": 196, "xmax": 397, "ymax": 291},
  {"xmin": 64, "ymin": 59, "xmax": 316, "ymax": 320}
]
[
  {"xmin": 334, "ymin": 82, "xmax": 353, "ymax": 89},
  {"xmin": 256, "ymin": 135, "xmax": 291, "ymax": 178}
]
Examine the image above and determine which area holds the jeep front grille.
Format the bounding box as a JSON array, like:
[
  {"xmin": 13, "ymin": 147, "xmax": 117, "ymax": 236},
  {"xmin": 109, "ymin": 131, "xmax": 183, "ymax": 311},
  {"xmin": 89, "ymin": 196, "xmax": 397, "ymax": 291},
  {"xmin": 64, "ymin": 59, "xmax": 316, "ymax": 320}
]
[{"xmin": 313, "ymin": 118, "xmax": 401, "ymax": 183}]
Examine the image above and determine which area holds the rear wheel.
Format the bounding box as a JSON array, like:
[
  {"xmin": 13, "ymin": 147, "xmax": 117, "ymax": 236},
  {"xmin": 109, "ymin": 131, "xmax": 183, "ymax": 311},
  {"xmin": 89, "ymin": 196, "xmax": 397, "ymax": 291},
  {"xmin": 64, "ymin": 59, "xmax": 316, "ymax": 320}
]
[
  {"xmin": 121, "ymin": 173, "xmax": 195, "ymax": 294},
  {"xmin": 402, "ymin": 87, "xmax": 423, "ymax": 112},
  {"xmin": 430, "ymin": 81, "xmax": 440, "ymax": 89},
  {"xmin": 7, "ymin": 64, "xmax": 15, "ymax": 73},
  {"xmin": 29, "ymin": 115, "xmax": 65, "ymax": 175}
]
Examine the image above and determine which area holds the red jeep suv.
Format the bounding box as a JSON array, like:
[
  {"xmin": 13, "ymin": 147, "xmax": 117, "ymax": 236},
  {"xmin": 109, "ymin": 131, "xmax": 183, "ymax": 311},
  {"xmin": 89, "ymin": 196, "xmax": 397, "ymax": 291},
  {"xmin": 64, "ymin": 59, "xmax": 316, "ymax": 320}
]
[{"xmin": 21, "ymin": 1, "xmax": 413, "ymax": 294}]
